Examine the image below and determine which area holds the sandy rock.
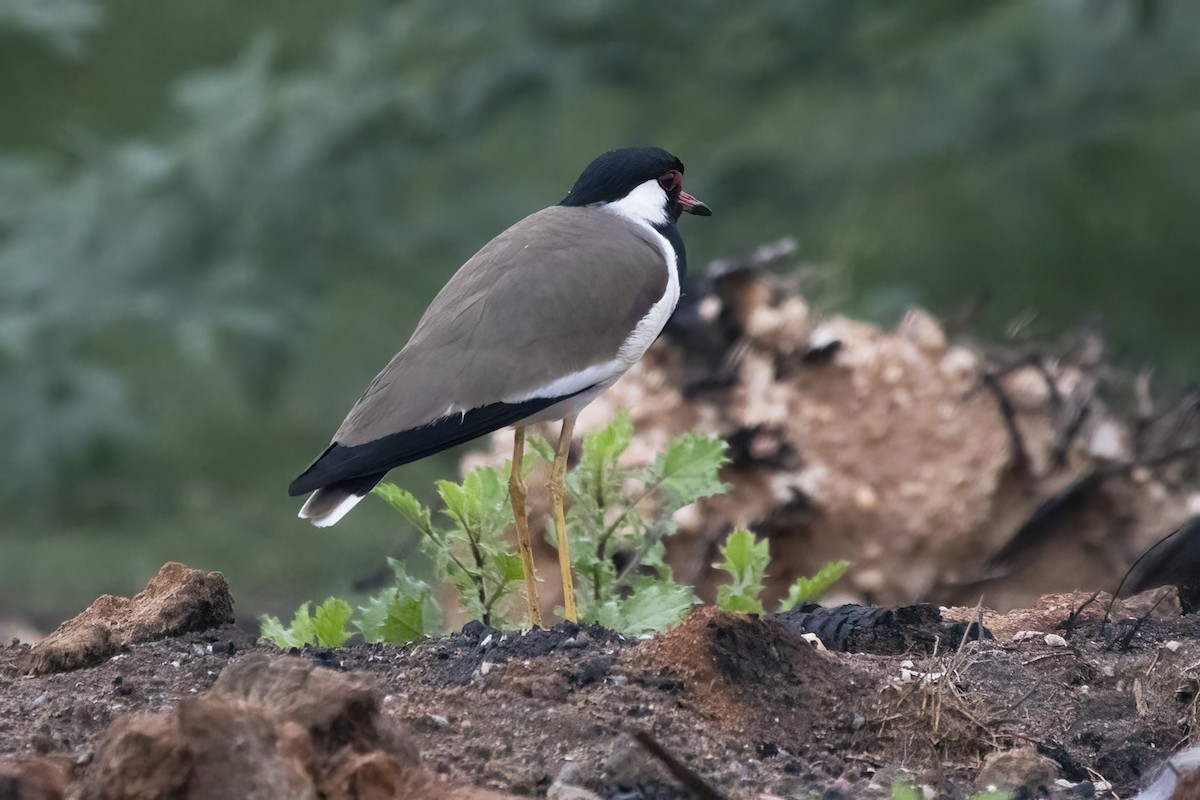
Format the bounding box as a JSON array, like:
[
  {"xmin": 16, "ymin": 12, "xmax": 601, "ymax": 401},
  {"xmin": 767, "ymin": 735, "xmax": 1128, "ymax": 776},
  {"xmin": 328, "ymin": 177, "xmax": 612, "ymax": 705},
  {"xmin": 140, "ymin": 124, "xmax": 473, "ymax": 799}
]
[
  {"xmin": 601, "ymin": 736, "xmax": 658, "ymax": 789},
  {"xmin": 79, "ymin": 654, "xmax": 431, "ymax": 800},
  {"xmin": 470, "ymin": 269, "xmax": 1195, "ymax": 612},
  {"xmin": 975, "ymin": 746, "xmax": 1061, "ymax": 793},
  {"xmin": 547, "ymin": 763, "xmax": 603, "ymax": 800},
  {"xmin": 949, "ymin": 589, "xmax": 1180, "ymax": 642},
  {"xmin": 25, "ymin": 562, "xmax": 234, "ymax": 675},
  {"xmin": 215, "ymin": 656, "xmax": 424, "ymax": 772},
  {"xmin": 897, "ymin": 308, "xmax": 948, "ymax": 354},
  {"xmin": 0, "ymin": 754, "xmax": 73, "ymax": 800},
  {"xmin": 26, "ymin": 623, "xmax": 113, "ymax": 675},
  {"xmin": 81, "ymin": 696, "xmax": 316, "ymax": 800}
]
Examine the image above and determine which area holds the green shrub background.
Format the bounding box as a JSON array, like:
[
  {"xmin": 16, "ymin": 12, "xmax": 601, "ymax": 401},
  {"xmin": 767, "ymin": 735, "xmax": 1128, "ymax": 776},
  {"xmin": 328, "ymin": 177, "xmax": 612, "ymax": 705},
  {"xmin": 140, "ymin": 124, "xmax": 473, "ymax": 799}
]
[{"xmin": 4, "ymin": 0, "xmax": 1198, "ymax": 626}]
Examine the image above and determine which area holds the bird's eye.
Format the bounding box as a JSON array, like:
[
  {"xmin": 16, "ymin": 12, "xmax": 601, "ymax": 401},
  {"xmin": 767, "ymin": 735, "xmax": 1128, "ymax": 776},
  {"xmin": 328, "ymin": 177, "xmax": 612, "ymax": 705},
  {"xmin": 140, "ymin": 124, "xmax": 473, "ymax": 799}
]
[{"xmin": 657, "ymin": 171, "xmax": 680, "ymax": 192}]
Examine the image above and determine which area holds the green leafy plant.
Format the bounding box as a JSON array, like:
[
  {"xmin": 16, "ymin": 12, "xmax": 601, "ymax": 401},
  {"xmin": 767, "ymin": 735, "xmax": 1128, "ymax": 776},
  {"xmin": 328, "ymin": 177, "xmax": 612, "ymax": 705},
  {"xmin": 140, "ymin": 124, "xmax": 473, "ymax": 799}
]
[
  {"xmin": 712, "ymin": 530, "xmax": 849, "ymax": 615},
  {"xmin": 261, "ymin": 413, "xmax": 728, "ymax": 644},
  {"xmin": 375, "ymin": 467, "xmax": 526, "ymax": 628},
  {"xmin": 550, "ymin": 409, "xmax": 728, "ymax": 635},
  {"xmin": 354, "ymin": 558, "xmax": 441, "ymax": 644},
  {"xmin": 780, "ymin": 559, "xmax": 851, "ymax": 611},
  {"xmin": 714, "ymin": 529, "xmax": 771, "ymax": 613},
  {"xmin": 261, "ymin": 412, "xmax": 854, "ymax": 646},
  {"xmin": 260, "ymin": 559, "xmax": 439, "ymax": 648},
  {"xmin": 892, "ymin": 783, "xmax": 1007, "ymax": 800},
  {"xmin": 260, "ymin": 596, "xmax": 353, "ymax": 648}
]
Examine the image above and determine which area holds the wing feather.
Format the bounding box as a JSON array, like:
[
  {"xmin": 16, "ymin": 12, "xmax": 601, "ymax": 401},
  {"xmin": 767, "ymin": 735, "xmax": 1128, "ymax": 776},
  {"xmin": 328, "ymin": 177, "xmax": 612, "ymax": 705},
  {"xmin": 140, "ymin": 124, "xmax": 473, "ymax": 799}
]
[{"xmin": 334, "ymin": 206, "xmax": 669, "ymax": 447}]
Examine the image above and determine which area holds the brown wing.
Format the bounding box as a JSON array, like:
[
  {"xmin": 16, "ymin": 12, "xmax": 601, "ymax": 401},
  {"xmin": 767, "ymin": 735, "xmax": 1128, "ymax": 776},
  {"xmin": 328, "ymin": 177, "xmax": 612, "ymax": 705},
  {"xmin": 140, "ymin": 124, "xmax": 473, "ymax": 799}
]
[{"xmin": 335, "ymin": 205, "xmax": 669, "ymax": 446}]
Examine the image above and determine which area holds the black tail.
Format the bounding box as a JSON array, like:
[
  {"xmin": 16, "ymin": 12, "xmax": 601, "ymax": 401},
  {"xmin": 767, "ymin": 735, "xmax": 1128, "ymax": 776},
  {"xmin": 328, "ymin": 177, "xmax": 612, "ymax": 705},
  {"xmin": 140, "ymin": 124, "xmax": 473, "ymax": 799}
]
[{"xmin": 288, "ymin": 391, "xmax": 591, "ymax": 498}]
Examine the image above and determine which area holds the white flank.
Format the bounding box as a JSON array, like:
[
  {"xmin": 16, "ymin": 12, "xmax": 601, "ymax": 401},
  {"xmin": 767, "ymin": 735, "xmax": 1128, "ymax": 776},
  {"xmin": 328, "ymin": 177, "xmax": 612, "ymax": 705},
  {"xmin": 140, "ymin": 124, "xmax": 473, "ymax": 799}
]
[
  {"xmin": 612, "ymin": 223, "xmax": 679, "ymax": 366},
  {"xmin": 505, "ymin": 178, "xmax": 680, "ymax": 405},
  {"xmin": 603, "ymin": 179, "xmax": 681, "ymax": 367},
  {"xmin": 299, "ymin": 490, "xmax": 364, "ymax": 528},
  {"xmin": 502, "ymin": 360, "xmax": 624, "ymax": 404}
]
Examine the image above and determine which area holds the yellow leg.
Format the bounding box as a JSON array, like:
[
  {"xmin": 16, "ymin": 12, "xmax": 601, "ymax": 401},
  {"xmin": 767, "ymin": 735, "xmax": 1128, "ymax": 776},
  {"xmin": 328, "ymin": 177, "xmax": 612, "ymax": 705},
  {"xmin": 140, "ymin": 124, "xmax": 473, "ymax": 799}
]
[
  {"xmin": 551, "ymin": 414, "xmax": 578, "ymax": 622},
  {"xmin": 508, "ymin": 426, "xmax": 542, "ymax": 628}
]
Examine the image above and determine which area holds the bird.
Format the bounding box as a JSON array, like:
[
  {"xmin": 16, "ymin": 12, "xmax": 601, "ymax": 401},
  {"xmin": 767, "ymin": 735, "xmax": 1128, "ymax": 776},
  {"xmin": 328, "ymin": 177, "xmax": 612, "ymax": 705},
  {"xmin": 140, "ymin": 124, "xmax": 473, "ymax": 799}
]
[{"xmin": 289, "ymin": 146, "xmax": 711, "ymax": 626}]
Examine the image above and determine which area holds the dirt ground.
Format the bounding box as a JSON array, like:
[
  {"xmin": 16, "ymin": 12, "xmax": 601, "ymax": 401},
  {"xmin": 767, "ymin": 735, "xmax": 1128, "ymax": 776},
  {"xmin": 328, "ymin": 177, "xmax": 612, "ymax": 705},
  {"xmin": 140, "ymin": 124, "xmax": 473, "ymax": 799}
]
[
  {"xmin": 3, "ymin": 562, "xmax": 1200, "ymax": 799},
  {"xmin": 7, "ymin": 273, "xmax": 1200, "ymax": 798}
]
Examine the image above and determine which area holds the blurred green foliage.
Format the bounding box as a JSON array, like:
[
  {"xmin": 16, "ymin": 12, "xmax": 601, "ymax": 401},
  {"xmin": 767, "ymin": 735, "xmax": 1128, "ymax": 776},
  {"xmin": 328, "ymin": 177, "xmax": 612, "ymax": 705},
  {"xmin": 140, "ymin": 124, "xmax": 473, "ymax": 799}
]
[{"xmin": 2, "ymin": 0, "xmax": 1197, "ymax": 625}]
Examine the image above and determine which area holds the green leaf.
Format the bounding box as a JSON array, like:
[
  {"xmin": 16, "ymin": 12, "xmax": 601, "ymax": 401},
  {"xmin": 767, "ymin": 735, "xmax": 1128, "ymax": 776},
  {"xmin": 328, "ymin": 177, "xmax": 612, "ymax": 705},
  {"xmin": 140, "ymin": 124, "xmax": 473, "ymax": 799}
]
[
  {"xmin": 436, "ymin": 478, "xmax": 469, "ymax": 527},
  {"xmin": 386, "ymin": 557, "xmax": 429, "ymax": 593},
  {"xmin": 429, "ymin": 465, "xmax": 522, "ymax": 626},
  {"xmin": 571, "ymin": 409, "xmax": 634, "ymax": 506},
  {"xmin": 526, "ymin": 433, "xmax": 555, "ymax": 462},
  {"xmin": 373, "ymin": 483, "xmax": 434, "ymax": 535},
  {"xmin": 890, "ymin": 784, "xmax": 921, "ymax": 800},
  {"xmin": 643, "ymin": 432, "xmax": 730, "ymax": 508},
  {"xmin": 717, "ymin": 588, "xmax": 765, "ymax": 614},
  {"xmin": 594, "ymin": 582, "xmax": 698, "ymax": 635},
  {"xmin": 713, "ymin": 529, "xmax": 769, "ymax": 614},
  {"xmin": 380, "ymin": 594, "xmax": 432, "ymax": 643},
  {"xmin": 495, "ymin": 551, "xmax": 526, "ymax": 583},
  {"xmin": 466, "ymin": 466, "xmax": 514, "ymax": 536},
  {"xmin": 581, "ymin": 410, "xmax": 634, "ymax": 475},
  {"xmin": 356, "ymin": 560, "xmax": 442, "ymax": 644},
  {"xmin": 259, "ymin": 613, "xmax": 298, "ymax": 648},
  {"xmin": 288, "ymin": 601, "xmax": 317, "ymax": 645},
  {"xmin": 312, "ymin": 596, "xmax": 352, "ymax": 647},
  {"xmin": 780, "ymin": 560, "xmax": 851, "ymax": 611},
  {"xmin": 259, "ymin": 601, "xmax": 318, "ymax": 648},
  {"xmin": 438, "ymin": 466, "xmax": 511, "ymax": 539},
  {"xmin": 636, "ymin": 536, "xmax": 672, "ymax": 580},
  {"xmin": 355, "ymin": 592, "xmax": 392, "ymax": 644}
]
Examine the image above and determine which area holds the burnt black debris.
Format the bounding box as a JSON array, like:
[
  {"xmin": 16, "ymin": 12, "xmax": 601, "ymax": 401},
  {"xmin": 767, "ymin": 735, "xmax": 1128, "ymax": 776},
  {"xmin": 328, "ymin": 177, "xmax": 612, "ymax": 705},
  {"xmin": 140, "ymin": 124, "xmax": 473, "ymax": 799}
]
[{"xmin": 780, "ymin": 603, "xmax": 992, "ymax": 655}]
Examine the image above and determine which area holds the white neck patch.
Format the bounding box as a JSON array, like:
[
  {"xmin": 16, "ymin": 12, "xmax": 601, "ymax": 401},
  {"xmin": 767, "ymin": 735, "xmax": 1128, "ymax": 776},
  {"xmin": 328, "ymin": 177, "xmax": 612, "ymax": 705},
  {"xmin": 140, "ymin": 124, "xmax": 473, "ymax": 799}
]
[{"xmin": 597, "ymin": 178, "xmax": 669, "ymax": 228}]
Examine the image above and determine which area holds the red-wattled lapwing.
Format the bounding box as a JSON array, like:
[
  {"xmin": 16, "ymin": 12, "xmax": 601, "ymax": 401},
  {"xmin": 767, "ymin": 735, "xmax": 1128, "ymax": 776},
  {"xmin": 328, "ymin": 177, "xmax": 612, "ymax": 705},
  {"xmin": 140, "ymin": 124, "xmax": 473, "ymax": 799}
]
[{"xmin": 289, "ymin": 147, "xmax": 711, "ymax": 626}]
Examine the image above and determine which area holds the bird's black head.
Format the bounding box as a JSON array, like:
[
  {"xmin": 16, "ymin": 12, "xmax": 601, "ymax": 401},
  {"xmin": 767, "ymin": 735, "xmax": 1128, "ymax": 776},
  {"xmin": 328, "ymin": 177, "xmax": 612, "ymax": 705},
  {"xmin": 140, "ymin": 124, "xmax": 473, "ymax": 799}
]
[{"xmin": 560, "ymin": 147, "xmax": 711, "ymax": 222}]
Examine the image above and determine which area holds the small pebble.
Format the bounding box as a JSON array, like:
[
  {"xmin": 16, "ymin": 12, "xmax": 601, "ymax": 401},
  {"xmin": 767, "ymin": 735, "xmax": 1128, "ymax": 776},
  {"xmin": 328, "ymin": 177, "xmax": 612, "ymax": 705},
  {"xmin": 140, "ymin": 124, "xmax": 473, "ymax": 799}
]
[
  {"xmin": 1166, "ymin": 640, "xmax": 1182, "ymax": 652},
  {"xmin": 800, "ymin": 633, "xmax": 826, "ymax": 651}
]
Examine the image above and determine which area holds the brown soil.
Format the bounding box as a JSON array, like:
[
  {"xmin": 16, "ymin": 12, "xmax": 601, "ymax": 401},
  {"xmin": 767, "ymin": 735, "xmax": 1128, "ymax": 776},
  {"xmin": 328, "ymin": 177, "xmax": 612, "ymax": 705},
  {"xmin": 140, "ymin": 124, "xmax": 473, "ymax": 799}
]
[
  {"xmin": 3, "ymin": 563, "xmax": 1200, "ymax": 799},
  {"xmin": 8, "ymin": 275, "xmax": 1200, "ymax": 798}
]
